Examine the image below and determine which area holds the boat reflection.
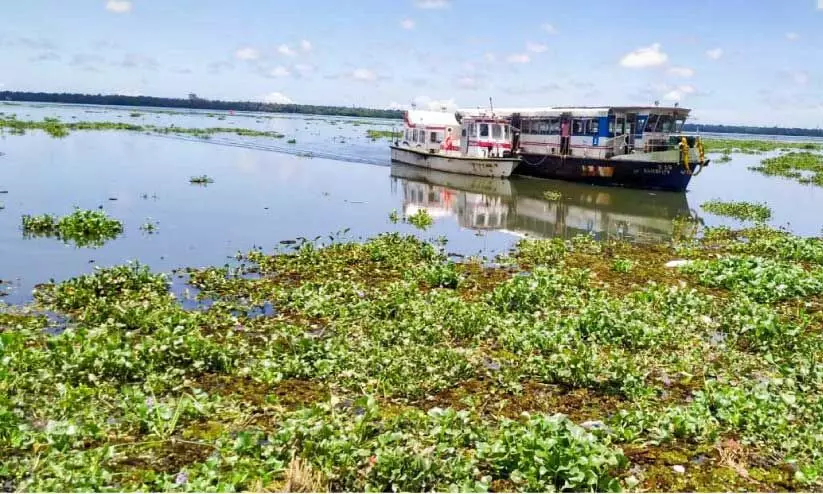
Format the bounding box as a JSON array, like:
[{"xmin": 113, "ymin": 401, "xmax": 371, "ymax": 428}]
[{"xmin": 390, "ymin": 163, "xmax": 698, "ymax": 243}]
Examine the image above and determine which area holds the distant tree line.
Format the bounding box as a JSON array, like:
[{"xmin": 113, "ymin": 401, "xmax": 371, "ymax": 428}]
[
  {"xmin": 3, "ymin": 91, "xmax": 822, "ymax": 137},
  {"xmin": 683, "ymin": 123, "xmax": 823, "ymax": 138},
  {"xmin": 0, "ymin": 91, "xmax": 404, "ymax": 120}
]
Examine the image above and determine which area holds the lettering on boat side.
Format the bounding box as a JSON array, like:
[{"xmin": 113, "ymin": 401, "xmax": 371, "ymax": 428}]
[{"xmin": 634, "ymin": 165, "xmax": 674, "ymax": 175}]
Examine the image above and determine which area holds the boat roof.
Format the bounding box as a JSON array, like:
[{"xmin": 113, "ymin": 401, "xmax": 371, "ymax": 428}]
[
  {"xmin": 404, "ymin": 110, "xmax": 459, "ymax": 128},
  {"xmin": 457, "ymin": 106, "xmax": 690, "ymax": 118}
]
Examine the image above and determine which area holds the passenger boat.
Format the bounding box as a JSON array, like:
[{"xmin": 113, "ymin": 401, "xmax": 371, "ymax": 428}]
[
  {"xmin": 456, "ymin": 105, "xmax": 709, "ymax": 191},
  {"xmin": 390, "ymin": 109, "xmax": 519, "ymax": 178}
]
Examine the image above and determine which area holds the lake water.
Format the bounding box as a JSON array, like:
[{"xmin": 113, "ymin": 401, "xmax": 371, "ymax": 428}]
[{"xmin": 1, "ymin": 102, "xmax": 822, "ymax": 304}]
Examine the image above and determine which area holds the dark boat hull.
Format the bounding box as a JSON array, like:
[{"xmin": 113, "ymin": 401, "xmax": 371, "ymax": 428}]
[{"xmin": 515, "ymin": 154, "xmax": 701, "ymax": 192}]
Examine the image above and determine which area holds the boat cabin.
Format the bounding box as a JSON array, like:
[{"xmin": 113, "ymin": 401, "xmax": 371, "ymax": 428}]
[
  {"xmin": 508, "ymin": 106, "xmax": 690, "ymax": 159},
  {"xmin": 456, "ymin": 111, "xmax": 513, "ymax": 158},
  {"xmin": 400, "ymin": 110, "xmax": 460, "ymax": 153}
]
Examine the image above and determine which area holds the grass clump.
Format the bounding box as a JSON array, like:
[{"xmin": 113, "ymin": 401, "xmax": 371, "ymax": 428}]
[
  {"xmin": 703, "ymin": 138, "xmax": 820, "ymax": 154},
  {"xmin": 701, "ymin": 200, "xmax": 772, "ymax": 222},
  {"xmin": 749, "ymin": 152, "xmax": 823, "ymax": 186},
  {"xmin": 21, "ymin": 208, "xmax": 123, "ymax": 247},
  {"xmin": 189, "ymin": 175, "xmax": 214, "ymax": 185},
  {"xmin": 406, "ymin": 209, "xmax": 434, "ymax": 230},
  {"xmin": 140, "ymin": 220, "xmax": 159, "ymax": 234},
  {"xmin": 366, "ymin": 129, "xmax": 403, "ymax": 140}
]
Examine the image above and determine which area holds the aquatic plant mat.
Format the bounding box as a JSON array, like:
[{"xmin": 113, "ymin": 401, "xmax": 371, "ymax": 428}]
[{"xmin": 3, "ymin": 224, "xmax": 823, "ymax": 491}]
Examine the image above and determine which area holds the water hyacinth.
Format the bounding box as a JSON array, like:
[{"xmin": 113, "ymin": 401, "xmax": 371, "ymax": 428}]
[
  {"xmin": 3, "ymin": 225, "xmax": 823, "ymax": 491},
  {"xmin": 21, "ymin": 208, "xmax": 123, "ymax": 247}
]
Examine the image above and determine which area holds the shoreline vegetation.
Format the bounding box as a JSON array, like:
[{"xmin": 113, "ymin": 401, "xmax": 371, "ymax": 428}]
[
  {"xmin": 0, "ymin": 115, "xmax": 286, "ymax": 140},
  {"xmin": 3, "ymin": 91, "xmax": 823, "ymax": 137},
  {"xmin": 2, "ymin": 220, "xmax": 823, "ymax": 491}
]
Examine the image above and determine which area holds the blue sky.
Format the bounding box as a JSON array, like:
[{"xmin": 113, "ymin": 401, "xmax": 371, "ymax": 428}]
[{"xmin": 1, "ymin": 0, "xmax": 822, "ymax": 127}]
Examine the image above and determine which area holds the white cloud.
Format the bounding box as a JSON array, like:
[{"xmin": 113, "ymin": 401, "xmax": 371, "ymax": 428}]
[
  {"xmin": 706, "ymin": 47, "xmax": 723, "ymax": 60},
  {"xmin": 105, "ymin": 0, "xmax": 132, "ymax": 13},
  {"xmin": 507, "ymin": 53, "xmax": 531, "ymax": 64},
  {"xmin": 294, "ymin": 63, "xmax": 314, "ymax": 75},
  {"xmin": 235, "ymin": 47, "xmax": 260, "ymax": 61},
  {"xmin": 661, "ymin": 84, "xmax": 696, "ymax": 102},
  {"xmin": 262, "ymin": 92, "xmax": 293, "ymax": 104},
  {"xmin": 278, "ymin": 44, "xmax": 297, "ymax": 57},
  {"xmin": 526, "ymin": 42, "xmax": 547, "ymax": 53},
  {"xmin": 352, "ymin": 68, "xmax": 377, "ymax": 81},
  {"xmin": 791, "ymin": 70, "xmax": 810, "ymax": 85},
  {"xmin": 819, "ymin": 0, "xmax": 822, "ymax": 9},
  {"xmin": 619, "ymin": 43, "xmax": 668, "ymax": 68},
  {"xmin": 785, "ymin": 32, "xmax": 799, "ymax": 41},
  {"xmin": 541, "ymin": 23, "xmax": 557, "ymax": 34},
  {"xmin": 414, "ymin": 0, "xmax": 450, "ymax": 8},
  {"xmin": 456, "ymin": 77, "xmax": 479, "ymax": 90},
  {"xmin": 269, "ymin": 66, "xmax": 291, "ymax": 78},
  {"xmin": 400, "ymin": 18, "xmax": 416, "ymax": 30},
  {"xmin": 413, "ymin": 95, "xmax": 457, "ymax": 110},
  {"xmin": 667, "ymin": 66, "xmax": 694, "ymax": 77},
  {"xmin": 484, "ymin": 52, "xmax": 496, "ymax": 63},
  {"xmin": 300, "ymin": 40, "xmax": 312, "ymax": 52}
]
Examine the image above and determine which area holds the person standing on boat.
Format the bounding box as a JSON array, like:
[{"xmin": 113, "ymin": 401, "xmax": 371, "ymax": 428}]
[{"xmin": 560, "ymin": 119, "xmax": 571, "ymax": 156}]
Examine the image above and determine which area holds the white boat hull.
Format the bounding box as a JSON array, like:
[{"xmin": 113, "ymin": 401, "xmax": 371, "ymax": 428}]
[{"xmin": 390, "ymin": 146, "xmax": 517, "ymax": 178}]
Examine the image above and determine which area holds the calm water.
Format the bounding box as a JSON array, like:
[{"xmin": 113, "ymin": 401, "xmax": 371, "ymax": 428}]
[{"xmin": 1, "ymin": 102, "xmax": 821, "ymax": 304}]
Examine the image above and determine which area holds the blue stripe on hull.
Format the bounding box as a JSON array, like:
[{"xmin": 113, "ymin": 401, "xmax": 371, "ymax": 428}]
[{"xmin": 515, "ymin": 154, "xmax": 694, "ymax": 192}]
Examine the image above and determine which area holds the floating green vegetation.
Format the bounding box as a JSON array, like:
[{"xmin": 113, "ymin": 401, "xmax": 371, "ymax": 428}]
[
  {"xmin": 366, "ymin": 129, "xmax": 402, "ymax": 140},
  {"xmin": 2, "ymin": 224, "xmax": 823, "ymax": 491},
  {"xmin": 287, "ymin": 138, "xmax": 297, "ymax": 144},
  {"xmin": 130, "ymin": 112, "xmax": 143, "ymax": 117},
  {"xmin": 749, "ymin": 151, "xmax": 823, "ymax": 186},
  {"xmin": 140, "ymin": 219, "xmax": 159, "ymax": 234},
  {"xmin": 406, "ymin": 209, "xmax": 434, "ymax": 229},
  {"xmin": 700, "ymin": 199, "xmax": 772, "ymax": 222},
  {"xmin": 703, "ymin": 138, "xmax": 821, "ymax": 154},
  {"xmin": 388, "ymin": 209, "xmax": 400, "ymax": 224},
  {"xmin": 542, "ymin": 190, "xmax": 562, "ymax": 201},
  {"xmin": 189, "ymin": 175, "xmax": 214, "ymax": 185},
  {"xmin": 717, "ymin": 151, "xmax": 732, "ymax": 163},
  {"xmin": 20, "ymin": 208, "xmax": 123, "ymax": 247},
  {"xmin": 0, "ymin": 116, "xmax": 287, "ymax": 140}
]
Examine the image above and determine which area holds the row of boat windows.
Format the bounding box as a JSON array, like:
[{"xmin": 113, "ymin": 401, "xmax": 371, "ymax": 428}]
[
  {"xmin": 520, "ymin": 118, "xmax": 600, "ymax": 136},
  {"xmin": 520, "ymin": 116, "xmax": 683, "ymax": 136},
  {"xmin": 462, "ymin": 123, "xmax": 511, "ymax": 140},
  {"xmin": 405, "ymin": 128, "xmax": 446, "ymax": 144}
]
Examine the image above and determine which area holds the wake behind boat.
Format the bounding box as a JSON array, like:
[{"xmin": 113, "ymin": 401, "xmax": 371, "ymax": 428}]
[{"xmin": 390, "ymin": 109, "xmax": 519, "ymax": 178}]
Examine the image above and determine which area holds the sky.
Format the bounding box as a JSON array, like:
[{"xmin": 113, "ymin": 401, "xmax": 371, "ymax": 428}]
[{"xmin": 1, "ymin": 0, "xmax": 822, "ymax": 127}]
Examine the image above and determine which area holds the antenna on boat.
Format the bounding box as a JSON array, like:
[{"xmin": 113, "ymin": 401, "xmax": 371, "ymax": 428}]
[{"xmin": 489, "ymin": 97, "xmax": 494, "ymax": 115}]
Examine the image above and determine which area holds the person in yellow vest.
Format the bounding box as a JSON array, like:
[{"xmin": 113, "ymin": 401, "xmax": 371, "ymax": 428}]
[{"xmin": 679, "ymin": 136, "xmax": 691, "ymax": 173}]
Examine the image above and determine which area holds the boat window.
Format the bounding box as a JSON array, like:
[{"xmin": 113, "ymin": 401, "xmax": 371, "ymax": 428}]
[
  {"xmin": 521, "ymin": 120, "xmax": 529, "ymax": 134},
  {"xmin": 492, "ymin": 124, "xmax": 502, "ymax": 139},
  {"xmin": 461, "ymin": 127, "xmax": 466, "ymax": 137},
  {"xmin": 645, "ymin": 114, "xmax": 659, "ymax": 133},
  {"xmin": 608, "ymin": 116, "xmax": 615, "ymax": 135},
  {"xmin": 431, "ymin": 131, "xmax": 441, "ymax": 143},
  {"xmin": 479, "ymin": 123, "xmax": 489, "ymax": 138},
  {"xmin": 537, "ymin": 120, "xmax": 550, "ymax": 135},
  {"xmin": 675, "ymin": 118, "xmax": 685, "ymax": 132},
  {"xmin": 504, "ymin": 125, "xmax": 510, "ymax": 140},
  {"xmin": 573, "ymin": 119, "xmax": 586, "ymax": 135},
  {"xmin": 658, "ymin": 115, "xmax": 674, "ymax": 133},
  {"xmin": 587, "ymin": 119, "xmax": 599, "ymax": 135},
  {"xmin": 549, "ymin": 119, "xmax": 560, "ymax": 135}
]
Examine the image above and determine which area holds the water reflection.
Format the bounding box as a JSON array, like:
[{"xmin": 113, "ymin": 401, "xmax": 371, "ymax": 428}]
[{"xmin": 390, "ymin": 164, "xmax": 697, "ymax": 243}]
